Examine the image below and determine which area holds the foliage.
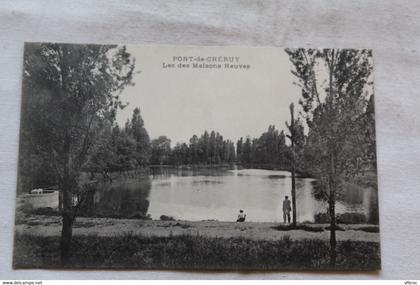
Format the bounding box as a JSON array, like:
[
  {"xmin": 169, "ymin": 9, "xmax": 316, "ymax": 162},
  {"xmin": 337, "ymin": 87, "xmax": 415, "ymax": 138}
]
[
  {"xmin": 150, "ymin": 136, "xmax": 171, "ymax": 165},
  {"xmin": 20, "ymin": 42, "xmax": 136, "ymax": 260},
  {"xmin": 160, "ymin": 215, "xmax": 176, "ymax": 221},
  {"xmin": 236, "ymin": 125, "xmax": 301, "ymax": 169},
  {"xmin": 286, "ymin": 48, "xmax": 375, "ymax": 266},
  {"xmin": 150, "ymin": 130, "xmax": 236, "ymax": 165},
  {"xmin": 271, "ymin": 224, "xmax": 324, "ymax": 232},
  {"xmin": 352, "ymin": 226, "xmax": 380, "ymax": 233},
  {"xmin": 21, "ymin": 42, "xmax": 135, "ymax": 183},
  {"xmin": 314, "ymin": 212, "xmax": 368, "ymax": 224},
  {"xmin": 85, "ymin": 108, "xmax": 151, "ymax": 172}
]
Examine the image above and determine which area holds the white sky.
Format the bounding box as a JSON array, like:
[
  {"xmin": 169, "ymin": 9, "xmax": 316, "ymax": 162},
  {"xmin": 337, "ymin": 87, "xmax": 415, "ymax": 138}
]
[{"xmin": 116, "ymin": 45, "xmax": 302, "ymax": 145}]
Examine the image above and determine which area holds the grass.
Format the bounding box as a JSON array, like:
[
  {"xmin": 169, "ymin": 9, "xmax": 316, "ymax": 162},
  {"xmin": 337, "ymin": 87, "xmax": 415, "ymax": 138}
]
[
  {"xmin": 157, "ymin": 222, "xmax": 191, "ymax": 229},
  {"xmin": 13, "ymin": 232, "xmax": 380, "ymax": 270}
]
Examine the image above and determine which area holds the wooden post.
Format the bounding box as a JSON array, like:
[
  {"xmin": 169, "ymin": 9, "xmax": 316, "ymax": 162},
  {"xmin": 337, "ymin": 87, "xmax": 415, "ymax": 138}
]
[{"xmin": 288, "ymin": 103, "xmax": 297, "ymax": 227}]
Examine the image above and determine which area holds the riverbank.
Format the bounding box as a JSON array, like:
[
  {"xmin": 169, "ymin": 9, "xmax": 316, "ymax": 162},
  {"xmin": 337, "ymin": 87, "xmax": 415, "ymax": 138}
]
[
  {"xmin": 13, "ymin": 214, "xmax": 380, "ymax": 270},
  {"xmin": 15, "ymin": 214, "xmax": 380, "ymax": 242}
]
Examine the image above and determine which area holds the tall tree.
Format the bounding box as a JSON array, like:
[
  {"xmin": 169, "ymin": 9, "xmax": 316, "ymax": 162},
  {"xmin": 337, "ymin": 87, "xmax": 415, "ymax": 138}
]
[
  {"xmin": 151, "ymin": 136, "xmax": 171, "ymax": 165},
  {"xmin": 236, "ymin": 137, "xmax": 243, "ymax": 163},
  {"xmin": 21, "ymin": 43, "xmax": 135, "ymax": 262},
  {"xmin": 189, "ymin": 135, "xmax": 200, "ymax": 164},
  {"xmin": 201, "ymin": 131, "xmax": 210, "ymax": 163},
  {"xmin": 286, "ymin": 48, "xmax": 374, "ymax": 267},
  {"xmin": 127, "ymin": 107, "xmax": 151, "ymax": 167},
  {"xmin": 242, "ymin": 137, "xmax": 252, "ymax": 164}
]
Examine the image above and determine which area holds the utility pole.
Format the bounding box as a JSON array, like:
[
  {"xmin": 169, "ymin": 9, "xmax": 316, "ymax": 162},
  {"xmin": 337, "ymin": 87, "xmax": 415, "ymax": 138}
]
[{"xmin": 286, "ymin": 103, "xmax": 297, "ymax": 227}]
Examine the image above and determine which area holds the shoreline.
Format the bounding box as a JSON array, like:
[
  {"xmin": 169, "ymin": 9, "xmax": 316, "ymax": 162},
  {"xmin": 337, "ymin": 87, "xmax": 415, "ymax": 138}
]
[
  {"xmin": 14, "ymin": 214, "xmax": 381, "ymax": 270},
  {"xmin": 15, "ymin": 214, "xmax": 380, "ymax": 242}
]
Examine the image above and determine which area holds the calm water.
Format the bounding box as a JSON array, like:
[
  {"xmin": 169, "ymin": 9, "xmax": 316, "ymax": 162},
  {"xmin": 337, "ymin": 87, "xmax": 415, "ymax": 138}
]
[{"xmin": 86, "ymin": 168, "xmax": 377, "ymax": 223}]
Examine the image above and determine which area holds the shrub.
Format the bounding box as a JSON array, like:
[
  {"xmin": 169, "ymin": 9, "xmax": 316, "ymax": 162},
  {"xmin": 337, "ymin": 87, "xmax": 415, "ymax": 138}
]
[
  {"xmin": 160, "ymin": 215, "xmax": 175, "ymax": 221},
  {"xmin": 271, "ymin": 224, "xmax": 324, "ymax": 232},
  {"xmin": 353, "ymin": 226, "xmax": 380, "ymax": 233},
  {"xmin": 28, "ymin": 207, "xmax": 60, "ymax": 216},
  {"xmin": 314, "ymin": 212, "xmax": 367, "ymax": 224}
]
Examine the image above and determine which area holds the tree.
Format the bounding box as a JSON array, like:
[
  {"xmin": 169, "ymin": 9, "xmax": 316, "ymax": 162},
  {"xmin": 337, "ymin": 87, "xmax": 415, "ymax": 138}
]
[
  {"xmin": 170, "ymin": 142, "xmax": 189, "ymax": 165},
  {"xmin": 188, "ymin": 135, "xmax": 200, "ymax": 164},
  {"xmin": 21, "ymin": 43, "xmax": 135, "ymax": 262},
  {"xmin": 84, "ymin": 120, "xmax": 116, "ymax": 173},
  {"xmin": 201, "ymin": 131, "xmax": 210, "ymax": 163},
  {"xmin": 286, "ymin": 48, "xmax": 374, "ymax": 267},
  {"xmin": 126, "ymin": 107, "xmax": 151, "ymax": 167},
  {"xmin": 151, "ymin": 136, "xmax": 172, "ymax": 165},
  {"xmin": 236, "ymin": 137, "xmax": 243, "ymax": 163},
  {"xmin": 242, "ymin": 137, "xmax": 252, "ymax": 164}
]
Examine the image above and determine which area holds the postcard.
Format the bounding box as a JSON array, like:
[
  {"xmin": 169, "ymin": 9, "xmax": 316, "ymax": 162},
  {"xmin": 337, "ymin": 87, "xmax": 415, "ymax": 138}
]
[{"xmin": 14, "ymin": 43, "xmax": 380, "ymax": 270}]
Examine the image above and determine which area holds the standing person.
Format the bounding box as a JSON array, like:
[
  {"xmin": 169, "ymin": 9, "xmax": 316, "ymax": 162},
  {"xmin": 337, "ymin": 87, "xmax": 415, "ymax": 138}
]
[
  {"xmin": 282, "ymin": 196, "xmax": 292, "ymax": 223},
  {"xmin": 237, "ymin": 209, "xmax": 246, "ymax": 222}
]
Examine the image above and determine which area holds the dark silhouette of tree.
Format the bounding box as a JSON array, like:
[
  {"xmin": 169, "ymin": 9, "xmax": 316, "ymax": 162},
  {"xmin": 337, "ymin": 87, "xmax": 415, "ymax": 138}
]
[
  {"xmin": 236, "ymin": 137, "xmax": 243, "ymax": 162},
  {"xmin": 125, "ymin": 107, "xmax": 151, "ymax": 167},
  {"xmin": 242, "ymin": 137, "xmax": 252, "ymax": 164},
  {"xmin": 286, "ymin": 48, "xmax": 374, "ymax": 267},
  {"xmin": 159, "ymin": 130, "xmax": 237, "ymax": 165},
  {"xmin": 150, "ymin": 136, "xmax": 171, "ymax": 165},
  {"xmin": 188, "ymin": 135, "xmax": 200, "ymax": 164},
  {"xmin": 235, "ymin": 126, "xmax": 293, "ymax": 169},
  {"xmin": 21, "ymin": 43, "xmax": 135, "ymax": 262}
]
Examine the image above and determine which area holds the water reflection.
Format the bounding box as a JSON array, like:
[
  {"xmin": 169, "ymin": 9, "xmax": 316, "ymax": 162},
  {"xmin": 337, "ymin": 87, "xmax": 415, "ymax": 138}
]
[
  {"xmin": 82, "ymin": 167, "xmax": 378, "ymax": 223},
  {"xmin": 80, "ymin": 176, "xmax": 152, "ymax": 219}
]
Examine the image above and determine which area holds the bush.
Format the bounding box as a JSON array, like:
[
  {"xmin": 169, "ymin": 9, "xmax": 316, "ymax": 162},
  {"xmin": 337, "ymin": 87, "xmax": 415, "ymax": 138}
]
[
  {"xmin": 353, "ymin": 226, "xmax": 380, "ymax": 233},
  {"xmin": 339, "ymin": 213, "xmax": 366, "ymax": 224},
  {"xmin": 271, "ymin": 224, "xmax": 324, "ymax": 232},
  {"xmin": 314, "ymin": 213, "xmax": 330, "ymax": 223},
  {"xmin": 314, "ymin": 212, "xmax": 367, "ymax": 224},
  {"xmin": 27, "ymin": 207, "xmax": 61, "ymax": 216},
  {"xmin": 160, "ymin": 215, "xmax": 175, "ymax": 221}
]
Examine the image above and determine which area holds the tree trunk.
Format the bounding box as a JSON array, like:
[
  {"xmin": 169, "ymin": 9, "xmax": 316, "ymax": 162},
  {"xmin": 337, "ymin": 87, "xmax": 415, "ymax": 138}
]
[
  {"xmin": 329, "ymin": 152, "xmax": 337, "ymax": 268},
  {"xmin": 60, "ymin": 182, "xmax": 74, "ymax": 263},
  {"xmin": 327, "ymin": 50, "xmax": 337, "ymax": 268},
  {"xmin": 290, "ymin": 103, "xmax": 297, "ymax": 227},
  {"xmin": 58, "ymin": 190, "xmax": 63, "ymax": 211},
  {"xmin": 60, "ymin": 139, "xmax": 75, "ymax": 264},
  {"xmin": 291, "ymin": 142, "xmax": 296, "ymax": 227},
  {"xmin": 329, "ymin": 195, "xmax": 337, "ymax": 268}
]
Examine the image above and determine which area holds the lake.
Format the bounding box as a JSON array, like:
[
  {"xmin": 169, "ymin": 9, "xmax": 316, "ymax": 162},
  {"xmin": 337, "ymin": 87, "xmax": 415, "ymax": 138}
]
[{"xmin": 86, "ymin": 167, "xmax": 378, "ymax": 223}]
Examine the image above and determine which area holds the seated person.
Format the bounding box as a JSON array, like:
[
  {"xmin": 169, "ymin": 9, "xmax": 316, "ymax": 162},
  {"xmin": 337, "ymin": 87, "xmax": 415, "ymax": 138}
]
[{"xmin": 237, "ymin": 209, "xmax": 246, "ymax": 222}]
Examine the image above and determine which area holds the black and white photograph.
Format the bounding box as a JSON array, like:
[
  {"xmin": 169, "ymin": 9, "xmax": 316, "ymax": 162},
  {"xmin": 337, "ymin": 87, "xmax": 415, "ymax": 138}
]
[{"xmin": 13, "ymin": 43, "xmax": 380, "ymax": 271}]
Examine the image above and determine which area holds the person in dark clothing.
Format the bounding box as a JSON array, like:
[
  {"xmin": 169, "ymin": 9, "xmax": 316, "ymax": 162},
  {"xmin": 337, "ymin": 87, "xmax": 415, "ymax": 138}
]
[
  {"xmin": 237, "ymin": 209, "xmax": 246, "ymax": 222},
  {"xmin": 282, "ymin": 196, "xmax": 292, "ymax": 223}
]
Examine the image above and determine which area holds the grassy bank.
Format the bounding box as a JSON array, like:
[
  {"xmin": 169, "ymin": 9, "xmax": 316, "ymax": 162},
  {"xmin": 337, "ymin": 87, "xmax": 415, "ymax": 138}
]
[{"xmin": 13, "ymin": 232, "xmax": 380, "ymax": 270}]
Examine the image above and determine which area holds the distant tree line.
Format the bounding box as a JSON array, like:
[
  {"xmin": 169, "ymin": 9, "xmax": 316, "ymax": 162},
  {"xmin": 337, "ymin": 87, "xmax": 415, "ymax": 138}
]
[
  {"xmin": 236, "ymin": 124, "xmax": 304, "ymax": 169},
  {"xmin": 150, "ymin": 131, "xmax": 236, "ymax": 165}
]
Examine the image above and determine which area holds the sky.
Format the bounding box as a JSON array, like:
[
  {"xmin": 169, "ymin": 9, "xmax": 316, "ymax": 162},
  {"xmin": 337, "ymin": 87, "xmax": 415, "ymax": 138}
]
[{"xmin": 116, "ymin": 45, "xmax": 302, "ymax": 146}]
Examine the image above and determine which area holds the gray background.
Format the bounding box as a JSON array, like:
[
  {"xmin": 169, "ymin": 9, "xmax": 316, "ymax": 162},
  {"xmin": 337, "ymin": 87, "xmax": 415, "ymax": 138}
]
[{"xmin": 0, "ymin": 0, "xmax": 419, "ymax": 280}]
